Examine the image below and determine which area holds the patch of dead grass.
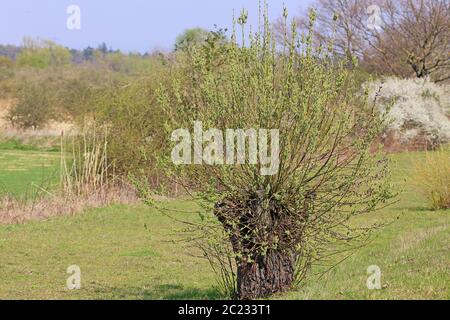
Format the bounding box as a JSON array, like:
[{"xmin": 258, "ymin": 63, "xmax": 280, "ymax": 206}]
[
  {"xmin": 0, "ymin": 184, "xmax": 139, "ymax": 225},
  {"xmin": 393, "ymin": 225, "xmax": 448, "ymax": 253}
]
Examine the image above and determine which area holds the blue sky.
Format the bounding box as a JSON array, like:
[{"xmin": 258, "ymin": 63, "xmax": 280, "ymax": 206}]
[{"xmin": 0, "ymin": 0, "xmax": 314, "ymax": 53}]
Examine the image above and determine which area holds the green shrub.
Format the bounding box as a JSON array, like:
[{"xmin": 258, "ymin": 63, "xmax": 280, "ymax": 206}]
[
  {"xmin": 0, "ymin": 56, "xmax": 14, "ymax": 80},
  {"xmin": 17, "ymin": 38, "xmax": 71, "ymax": 69},
  {"xmin": 149, "ymin": 7, "xmax": 395, "ymax": 299},
  {"xmin": 175, "ymin": 28, "xmax": 211, "ymax": 51},
  {"xmin": 93, "ymin": 74, "xmax": 169, "ymax": 184},
  {"xmin": 7, "ymin": 81, "xmax": 56, "ymax": 129},
  {"xmin": 0, "ymin": 56, "xmax": 15, "ymax": 98},
  {"xmin": 58, "ymin": 77, "xmax": 94, "ymax": 121}
]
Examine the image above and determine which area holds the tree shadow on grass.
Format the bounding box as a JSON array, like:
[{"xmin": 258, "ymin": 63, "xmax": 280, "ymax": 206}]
[
  {"xmin": 91, "ymin": 283, "xmax": 223, "ymax": 300},
  {"xmin": 400, "ymin": 206, "xmax": 436, "ymax": 213},
  {"xmin": 152, "ymin": 284, "xmax": 222, "ymax": 300}
]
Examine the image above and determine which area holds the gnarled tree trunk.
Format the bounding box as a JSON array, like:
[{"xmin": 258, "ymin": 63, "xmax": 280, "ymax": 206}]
[
  {"xmin": 237, "ymin": 250, "xmax": 295, "ymax": 300},
  {"xmin": 215, "ymin": 193, "xmax": 301, "ymax": 300}
]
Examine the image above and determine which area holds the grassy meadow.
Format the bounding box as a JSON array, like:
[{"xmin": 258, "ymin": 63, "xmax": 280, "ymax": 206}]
[
  {"xmin": 0, "ymin": 149, "xmax": 448, "ymax": 300},
  {"xmin": 0, "ymin": 141, "xmax": 60, "ymax": 197},
  {"xmin": 1, "ymin": 0, "xmax": 449, "ymax": 303}
]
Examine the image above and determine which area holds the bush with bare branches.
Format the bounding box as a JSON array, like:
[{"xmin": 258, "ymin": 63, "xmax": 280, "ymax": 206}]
[{"xmin": 138, "ymin": 7, "xmax": 395, "ymax": 300}]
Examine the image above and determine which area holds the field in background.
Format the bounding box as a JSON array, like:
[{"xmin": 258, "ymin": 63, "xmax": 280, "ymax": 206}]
[
  {"xmin": 0, "ymin": 100, "xmax": 63, "ymax": 198},
  {"xmin": 0, "ymin": 151, "xmax": 448, "ymax": 299},
  {"xmin": 0, "ymin": 142, "xmax": 60, "ymax": 197}
]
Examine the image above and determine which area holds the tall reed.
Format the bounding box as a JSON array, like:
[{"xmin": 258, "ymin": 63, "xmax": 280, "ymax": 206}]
[{"xmin": 60, "ymin": 127, "xmax": 113, "ymax": 196}]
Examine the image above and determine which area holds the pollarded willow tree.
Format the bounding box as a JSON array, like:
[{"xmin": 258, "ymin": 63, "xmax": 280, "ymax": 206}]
[{"xmin": 151, "ymin": 6, "xmax": 394, "ymax": 300}]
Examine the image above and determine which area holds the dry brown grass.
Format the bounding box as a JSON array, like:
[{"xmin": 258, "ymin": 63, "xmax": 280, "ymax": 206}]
[
  {"xmin": 0, "ymin": 184, "xmax": 138, "ymax": 225},
  {"xmin": 413, "ymin": 146, "xmax": 450, "ymax": 210}
]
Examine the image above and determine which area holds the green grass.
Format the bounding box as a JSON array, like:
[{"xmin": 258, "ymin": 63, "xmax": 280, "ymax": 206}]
[
  {"xmin": 0, "ymin": 151, "xmax": 448, "ymax": 299},
  {"xmin": 0, "ymin": 202, "xmax": 218, "ymax": 299},
  {"xmin": 0, "ymin": 147, "xmax": 60, "ymax": 197},
  {"xmin": 0, "ymin": 137, "xmax": 60, "ymax": 153},
  {"xmin": 282, "ymin": 152, "xmax": 450, "ymax": 300}
]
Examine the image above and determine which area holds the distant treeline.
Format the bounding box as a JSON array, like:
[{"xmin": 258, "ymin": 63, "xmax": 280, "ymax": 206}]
[{"xmin": 0, "ymin": 41, "xmax": 161, "ymax": 64}]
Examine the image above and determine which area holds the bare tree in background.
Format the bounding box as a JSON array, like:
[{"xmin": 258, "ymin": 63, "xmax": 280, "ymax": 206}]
[
  {"xmin": 364, "ymin": 0, "xmax": 450, "ymax": 82},
  {"xmin": 274, "ymin": 0, "xmax": 373, "ymax": 60},
  {"xmin": 282, "ymin": 0, "xmax": 450, "ymax": 82}
]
